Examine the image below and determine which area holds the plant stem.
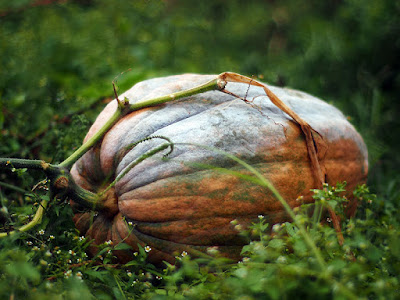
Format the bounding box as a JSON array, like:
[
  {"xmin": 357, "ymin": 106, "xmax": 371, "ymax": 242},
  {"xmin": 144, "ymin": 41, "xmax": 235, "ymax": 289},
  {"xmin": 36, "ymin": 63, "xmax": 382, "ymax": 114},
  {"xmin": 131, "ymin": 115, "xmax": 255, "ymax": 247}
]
[
  {"xmin": 0, "ymin": 158, "xmax": 60, "ymax": 176},
  {"xmin": 0, "ymin": 199, "xmax": 47, "ymax": 238},
  {"xmin": 312, "ymin": 200, "xmax": 323, "ymax": 226},
  {"xmin": 0, "ymin": 181, "xmax": 29, "ymax": 194},
  {"xmin": 58, "ymin": 107, "xmax": 125, "ymax": 168},
  {"xmin": 0, "ymin": 158, "xmax": 49, "ymax": 170},
  {"xmin": 66, "ymin": 175, "xmax": 104, "ymax": 210},
  {"xmin": 129, "ymin": 77, "xmax": 221, "ymax": 112}
]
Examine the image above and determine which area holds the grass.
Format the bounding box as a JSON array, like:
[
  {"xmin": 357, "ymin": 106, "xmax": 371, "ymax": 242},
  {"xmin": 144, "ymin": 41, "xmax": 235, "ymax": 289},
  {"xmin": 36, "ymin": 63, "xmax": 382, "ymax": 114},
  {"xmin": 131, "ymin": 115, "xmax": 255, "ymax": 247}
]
[{"xmin": 0, "ymin": 178, "xmax": 399, "ymax": 299}]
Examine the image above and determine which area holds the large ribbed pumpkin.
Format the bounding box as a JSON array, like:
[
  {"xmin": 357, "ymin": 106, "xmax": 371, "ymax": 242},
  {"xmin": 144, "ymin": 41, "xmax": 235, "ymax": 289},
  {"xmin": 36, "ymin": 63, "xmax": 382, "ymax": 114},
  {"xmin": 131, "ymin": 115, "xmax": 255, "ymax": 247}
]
[{"xmin": 70, "ymin": 74, "xmax": 368, "ymax": 264}]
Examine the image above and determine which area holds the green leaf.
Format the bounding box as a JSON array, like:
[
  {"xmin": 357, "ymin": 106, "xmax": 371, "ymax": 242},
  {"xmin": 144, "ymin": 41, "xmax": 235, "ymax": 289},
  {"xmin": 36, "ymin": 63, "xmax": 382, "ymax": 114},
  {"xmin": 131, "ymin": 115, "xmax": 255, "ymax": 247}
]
[
  {"xmin": 5, "ymin": 262, "xmax": 40, "ymax": 284},
  {"xmin": 366, "ymin": 245, "xmax": 383, "ymax": 263},
  {"xmin": 113, "ymin": 243, "xmax": 132, "ymax": 251},
  {"xmin": 389, "ymin": 233, "xmax": 400, "ymax": 259},
  {"xmin": 285, "ymin": 222, "xmax": 298, "ymax": 236},
  {"xmin": 268, "ymin": 238, "xmax": 284, "ymax": 250}
]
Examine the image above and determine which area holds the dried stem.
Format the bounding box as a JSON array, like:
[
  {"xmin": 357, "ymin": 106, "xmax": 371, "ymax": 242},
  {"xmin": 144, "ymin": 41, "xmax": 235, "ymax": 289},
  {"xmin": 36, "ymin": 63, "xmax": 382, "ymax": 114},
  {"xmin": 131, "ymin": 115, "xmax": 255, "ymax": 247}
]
[{"xmin": 218, "ymin": 72, "xmax": 327, "ymax": 188}]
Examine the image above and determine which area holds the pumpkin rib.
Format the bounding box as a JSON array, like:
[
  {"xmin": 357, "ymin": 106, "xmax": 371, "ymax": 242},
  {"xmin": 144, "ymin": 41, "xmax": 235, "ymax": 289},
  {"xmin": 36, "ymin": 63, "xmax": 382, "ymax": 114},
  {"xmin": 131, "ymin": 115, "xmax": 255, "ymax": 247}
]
[
  {"xmin": 109, "ymin": 102, "xmax": 219, "ymax": 168},
  {"xmin": 74, "ymin": 147, "xmax": 105, "ymax": 187},
  {"xmin": 113, "ymin": 214, "xmax": 179, "ymax": 264},
  {"xmin": 132, "ymin": 226, "xmax": 248, "ymax": 247},
  {"xmin": 116, "ymin": 162, "xmax": 311, "ymax": 204},
  {"xmin": 73, "ymin": 212, "xmax": 92, "ymax": 233},
  {"xmin": 107, "ymin": 95, "xmax": 281, "ymax": 175},
  {"xmin": 117, "ymin": 171, "xmax": 315, "ymax": 223},
  {"xmin": 119, "ymin": 195, "xmax": 305, "ymax": 223},
  {"xmin": 128, "ymin": 210, "xmax": 289, "ymax": 225},
  {"xmin": 120, "ymin": 194, "xmax": 299, "ymax": 216},
  {"xmin": 115, "ymin": 160, "xmax": 301, "ymax": 194},
  {"xmin": 115, "ymin": 152, "xmax": 363, "ymax": 201},
  {"xmin": 99, "ymin": 92, "xmax": 236, "ymax": 175},
  {"xmin": 112, "ymin": 117, "xmax": 366, "ymax": 197},
  {"xmin": 79, "ymin": 213, "xmax": 244, "ymax": 263},
  {"xmin": 113, "ymin": 119, "xmax": 309, "ymax": 193},
  {"xmin": 110, "ymin": 216, "xmax": 136, "ymax": 262},
  {"xmin": 129, "ymin": 224, "xmax": 243, "ymax": 254},
  {"xmin": 127, "ymin": 214, "xmax": 290, "ymax": 246}
]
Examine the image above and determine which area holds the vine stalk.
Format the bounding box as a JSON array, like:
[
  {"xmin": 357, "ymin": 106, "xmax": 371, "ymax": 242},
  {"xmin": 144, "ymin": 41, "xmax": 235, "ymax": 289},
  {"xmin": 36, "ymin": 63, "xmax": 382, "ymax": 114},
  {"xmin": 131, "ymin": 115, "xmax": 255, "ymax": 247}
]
[{"xmin": 0, "ymin": 199, "xmax": 47, "ymax": 238}]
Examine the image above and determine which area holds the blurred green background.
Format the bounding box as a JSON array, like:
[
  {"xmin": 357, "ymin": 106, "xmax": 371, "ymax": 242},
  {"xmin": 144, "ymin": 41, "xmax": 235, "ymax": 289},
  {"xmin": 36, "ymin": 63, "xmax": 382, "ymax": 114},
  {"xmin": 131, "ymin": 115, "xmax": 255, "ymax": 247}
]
[{"xmin": 0, "ymin": 0, "xmax": 399, "ymax": 199}]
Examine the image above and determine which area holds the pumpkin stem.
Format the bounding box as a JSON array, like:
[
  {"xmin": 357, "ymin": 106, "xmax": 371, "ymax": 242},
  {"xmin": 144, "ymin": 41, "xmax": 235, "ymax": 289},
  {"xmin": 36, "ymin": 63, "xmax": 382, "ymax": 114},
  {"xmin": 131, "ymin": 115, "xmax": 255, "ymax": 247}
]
[{"xmin": 112, "ymin": 68, "xmax": 133, "ymax": 108}]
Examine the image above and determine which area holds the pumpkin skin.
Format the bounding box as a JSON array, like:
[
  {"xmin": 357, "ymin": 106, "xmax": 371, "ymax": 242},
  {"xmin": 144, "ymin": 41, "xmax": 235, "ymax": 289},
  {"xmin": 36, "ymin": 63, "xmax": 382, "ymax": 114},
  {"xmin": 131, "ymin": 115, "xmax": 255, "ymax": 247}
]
[{"xmin": 70, "ymin": 74, "xmax": 368, "ymax": 264}]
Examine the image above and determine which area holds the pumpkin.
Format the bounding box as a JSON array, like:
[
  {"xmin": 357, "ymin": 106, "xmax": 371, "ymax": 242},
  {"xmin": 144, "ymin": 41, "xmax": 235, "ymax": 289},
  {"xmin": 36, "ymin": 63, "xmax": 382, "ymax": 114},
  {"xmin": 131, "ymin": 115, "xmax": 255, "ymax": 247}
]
[{"xmin": 70, "ymin": 74, "xmax": 368, "ymax": 264}]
